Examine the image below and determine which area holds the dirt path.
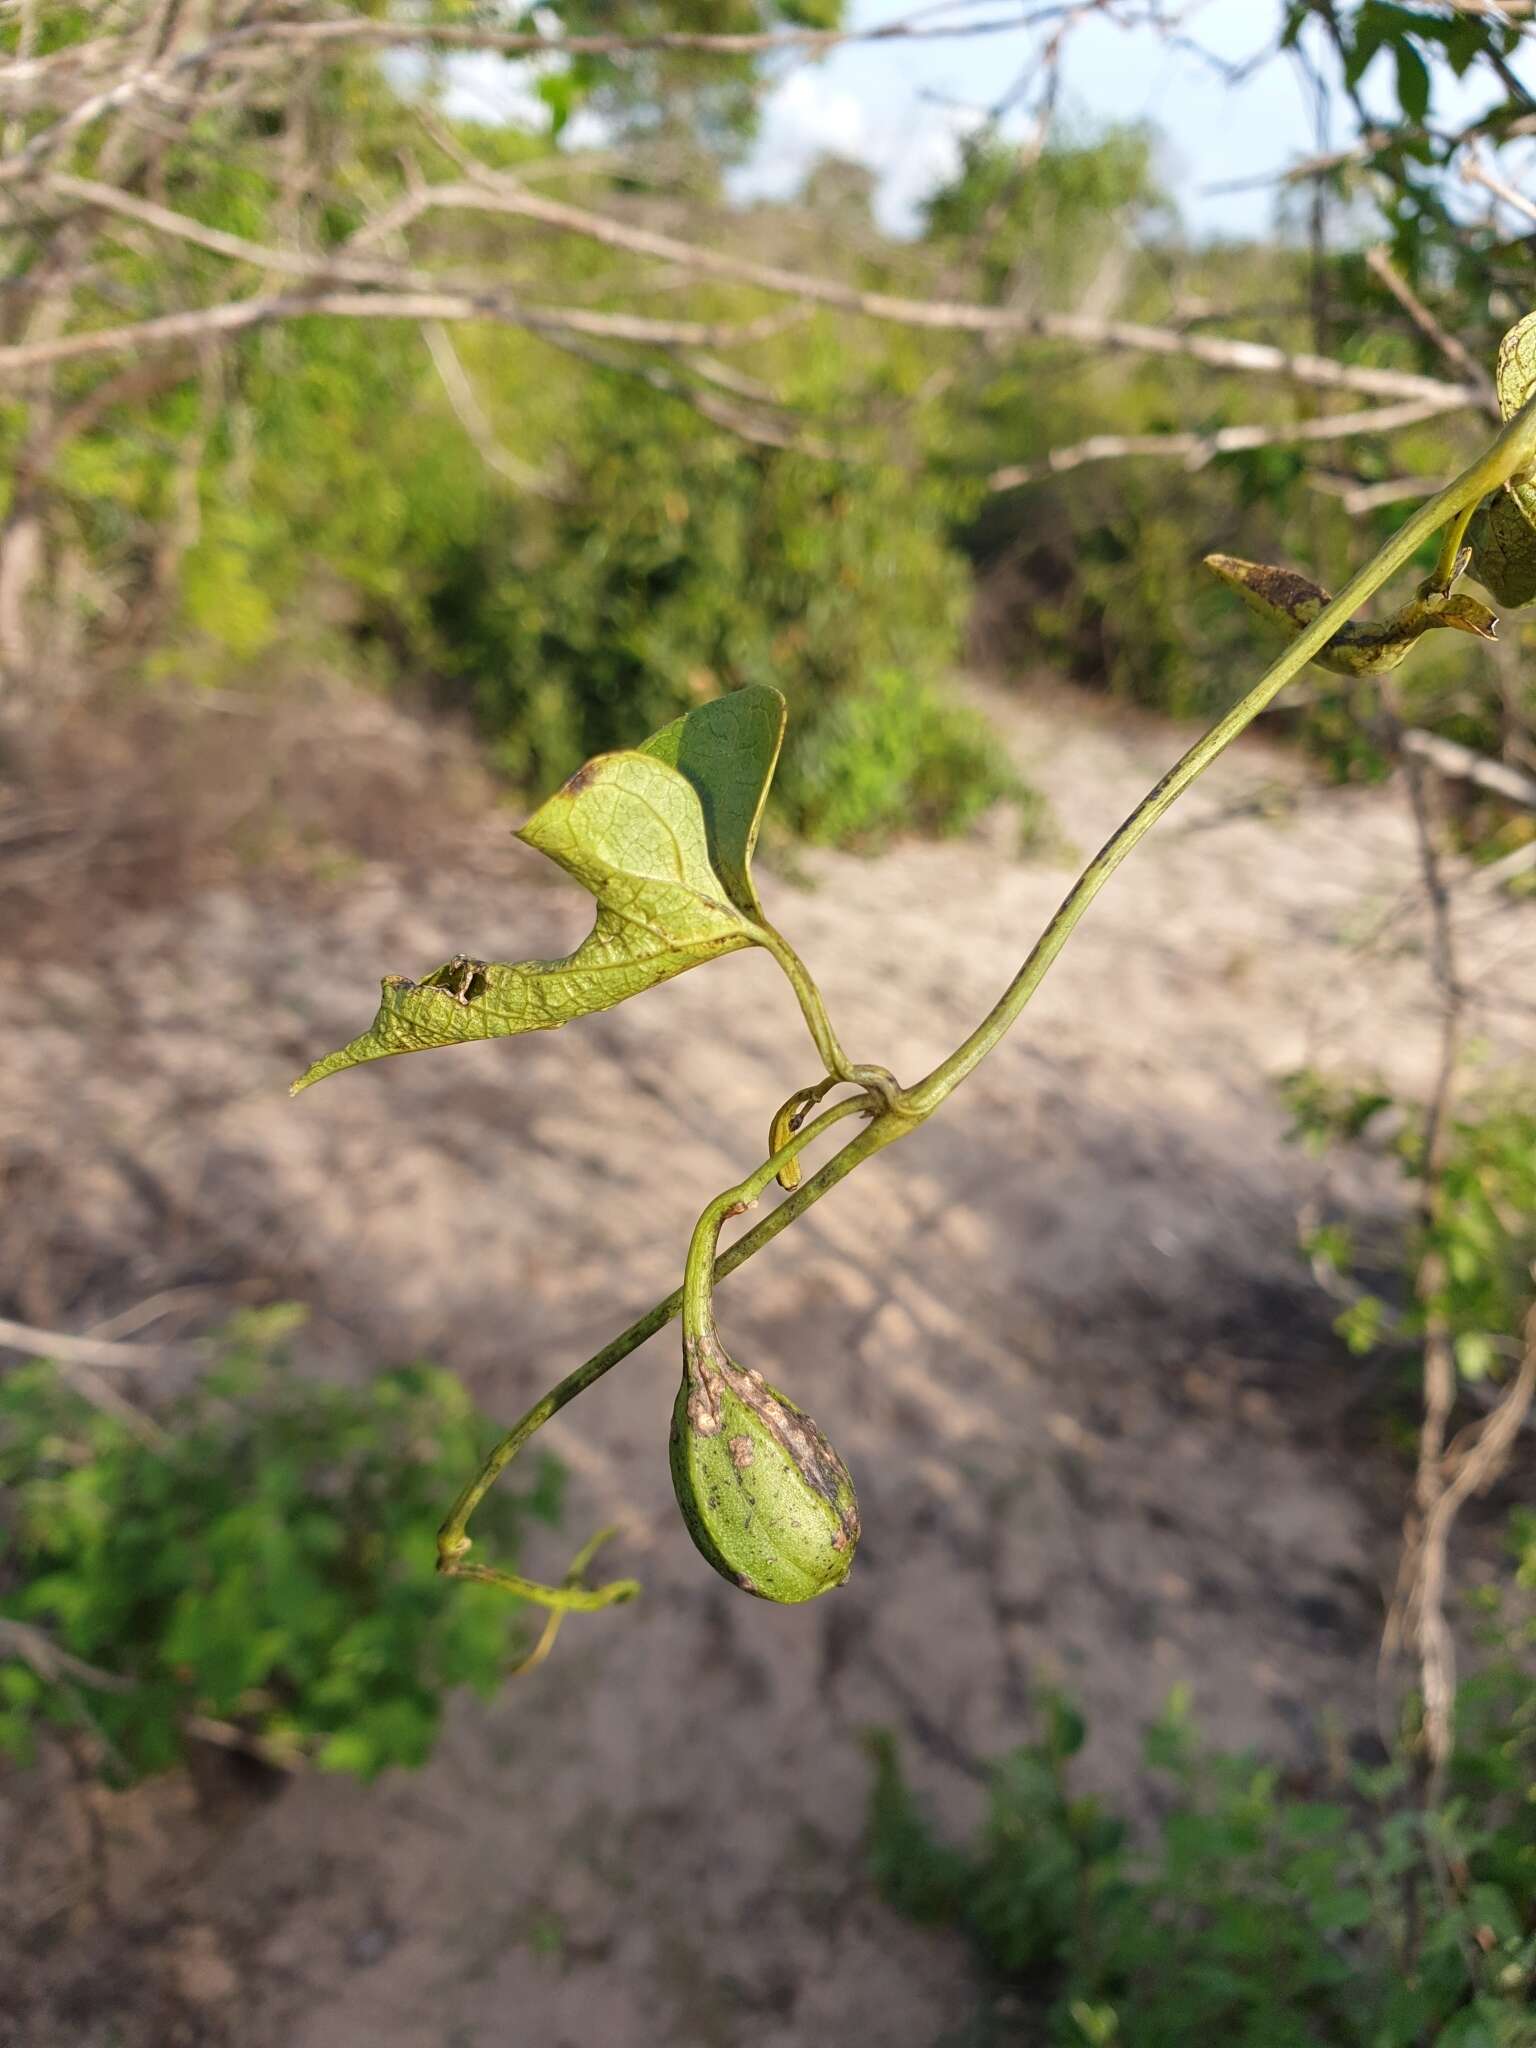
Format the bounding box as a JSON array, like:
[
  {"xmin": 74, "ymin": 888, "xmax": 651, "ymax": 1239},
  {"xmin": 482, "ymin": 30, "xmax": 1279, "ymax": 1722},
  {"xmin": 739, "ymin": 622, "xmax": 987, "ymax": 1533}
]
[{"xmin": 4, "ymin": 680, "xmax": 1533, "ymax": 2047}]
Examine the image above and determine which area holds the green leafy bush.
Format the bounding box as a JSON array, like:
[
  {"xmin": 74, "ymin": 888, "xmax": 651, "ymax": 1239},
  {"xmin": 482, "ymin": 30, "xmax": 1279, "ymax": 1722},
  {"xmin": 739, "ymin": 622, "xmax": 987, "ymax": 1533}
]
[
  {"xmin": 0, "ymin": 1309, "xmax": 562, "ymax": 1783},
  {"xmin": 1283, "ymin": 1076, "xmax": 1536, "ymax": 1381},
  {"xmin": 775, "ymin": 666, "xmax": 1038, "ymax": 848},
  {"xmin": 869, "ymin": 1680, "xmax": 1536, "ymax": 2047},
  {"xmin": 425, "ymin": 381, "xmax": 1028, "ymax": 846},
  {"xmin": 926, "ymin": 129, "xmax": 1530, "ymax": 797}
]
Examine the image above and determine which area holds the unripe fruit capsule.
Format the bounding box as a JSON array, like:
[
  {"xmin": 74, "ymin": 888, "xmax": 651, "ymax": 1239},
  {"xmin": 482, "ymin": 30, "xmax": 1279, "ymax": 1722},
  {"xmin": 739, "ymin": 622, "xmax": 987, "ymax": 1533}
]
[{"xmin": 670, "ymin": 1327, "xmax": 859, "ymax": 1603}]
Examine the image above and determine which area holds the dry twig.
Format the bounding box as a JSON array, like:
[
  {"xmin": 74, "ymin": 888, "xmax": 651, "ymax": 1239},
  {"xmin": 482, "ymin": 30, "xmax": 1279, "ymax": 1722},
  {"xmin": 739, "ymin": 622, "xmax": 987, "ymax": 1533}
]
[
  {"xmin": 987, "ymin": 395, "xmax": 1471, "ymax": 490},
  {"xmin": 1364, "ymin": 245, "xmax": 1497, "ymax": 413},
  {"xmin": 0, "ymin": 1617, "xmax": 133, "ymax": 1692},
  {"xmin": 0, "ymin": 1311, "xmax": 195, "ymax": 1370}
]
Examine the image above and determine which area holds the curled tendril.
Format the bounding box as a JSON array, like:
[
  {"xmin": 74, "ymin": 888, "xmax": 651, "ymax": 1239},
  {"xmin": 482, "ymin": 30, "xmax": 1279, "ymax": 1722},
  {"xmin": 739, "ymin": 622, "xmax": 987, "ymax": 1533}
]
[
  {"xmin": 504, "ymin": 1526, "xmax": 628, "ymax": 1677},
  {"xmin": 767, "ymin": 1075, "xmax": 838, "ymax": 1189}
]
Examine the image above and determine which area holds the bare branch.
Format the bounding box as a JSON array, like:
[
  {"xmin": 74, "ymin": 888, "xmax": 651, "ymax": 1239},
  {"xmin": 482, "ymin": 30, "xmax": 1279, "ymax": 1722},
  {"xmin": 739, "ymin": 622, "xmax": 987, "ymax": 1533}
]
[
  {"xmin": 1468, "ymin": 838, "xmax": 1536, "ymax": 893},
  {"xmin": 0, "ymin": 289, "xmax": 801, "ymax": 375},
  {"xmin": 528, "ymin": 323, "xmax": 839, "ymax": 458},
  {"xmin": 0, "ymin": 1617, "xmax": 134, "ymax": 1693},
  {"xmin": 421, "ymin": 319, "xmax": 559, "ymax": 497},
  {"xmin": 42, "ymin": 169, "xmax": 433, "ymax": 286},
  {"xmin": 2, "ymin": 0, "xmax": 36, "ymax": 157},
  {"xmin": 1364, "ymin": 245, "xmax": 1498, "ymax": 414},
  {"xmin": 1307, "ymin": 471, "xmax": 1443, "ymax": 515},
  {"xmin": 378, "ymin": 174, "xmax": 1482, "ymax": 407},
  {"xmin": 988, "ymin": 395, "xmax": 1471, "ymax": 491},
  {"xmin": 1461, "ymin": 146, "xmax": 1536, "ymax": 225},
  {"xmin": 84, "ymin": 1282, "xmax": 263, "ymax": 1342},
  {"xmin": 13, "ymin": 145, "xmax": 1492, "ymax": 428},
  {"xmin": 1409, "ymin": 1304, "xmax": 1536, "ymax": 1793},
  {"xmin": 0, "ymin": 3, "xmax": 1088, "ymax": 185},
  {"xmin": 1399, "ymin": 729, "xmax": 1536, "ymax": 811},
  {"xmin": 1379, "ymin": 680, "xmax": 1468, "ymax": 1791},
  {"xmin": 0, "ymin": 1311, "xmax": 196, "ymax": 1370}
]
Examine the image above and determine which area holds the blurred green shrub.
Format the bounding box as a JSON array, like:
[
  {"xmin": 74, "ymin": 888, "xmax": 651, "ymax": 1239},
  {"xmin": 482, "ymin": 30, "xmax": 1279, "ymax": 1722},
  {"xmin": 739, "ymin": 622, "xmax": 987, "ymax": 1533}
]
[
  {"xmin": 1283, "ymin": 1076, "xmax": 1536, "ymax": 1380},
  {"xmin": 424, "ymin": 382, "xmax": 1031, "ymax": 845},
  {"xmin": 869, "ymin": 1673, "xmax": 1536, "ymax": 2047},
  {"xmin": 0, "ymin": 1308, "xmax": 561, "ymax": 1783},
  {"xmin": 922, "ymin": 130, "xmax": 1530, "ymax": 792},
  {"xmin": 42, "ymin": 81, "xmax": 1531, "ymax": 844},
  {"xmin": 776, "ymin": 666, "xmax": 1039, "ymax": 848}
]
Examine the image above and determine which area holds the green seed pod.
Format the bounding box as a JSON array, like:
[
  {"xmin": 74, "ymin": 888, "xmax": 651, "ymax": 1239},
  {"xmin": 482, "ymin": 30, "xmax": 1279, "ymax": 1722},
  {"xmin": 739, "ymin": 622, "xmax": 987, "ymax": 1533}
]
[{"xmin": 670, "ymin": 1326, "xmax": 859, "ymax": 1603}]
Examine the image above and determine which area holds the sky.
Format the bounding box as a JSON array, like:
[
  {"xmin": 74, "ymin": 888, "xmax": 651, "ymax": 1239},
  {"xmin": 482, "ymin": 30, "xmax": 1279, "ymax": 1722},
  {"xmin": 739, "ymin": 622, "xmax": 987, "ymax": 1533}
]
[
  {"xmin": 736, "ymin": 0, "xmax": 1311, "ymax": 236},
  {"xmin": 425, "ymin": 1, "xmax": 1535, "ymax": 243},
  {"xmin": 736, "ymin": 0, "xmax": 1532, "ymax": 237}
]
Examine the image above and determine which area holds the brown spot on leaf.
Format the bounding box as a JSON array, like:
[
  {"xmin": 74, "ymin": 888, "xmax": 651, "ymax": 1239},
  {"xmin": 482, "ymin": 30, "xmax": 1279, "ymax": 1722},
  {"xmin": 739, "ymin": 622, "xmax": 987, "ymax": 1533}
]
[
  {"xmin": 715, "ymin": 1351, "xmax": 851, "ymax": 1514},
  {"xmin": 729, "ymin": 1435, "xmax": 755, "ymax": 1468}
]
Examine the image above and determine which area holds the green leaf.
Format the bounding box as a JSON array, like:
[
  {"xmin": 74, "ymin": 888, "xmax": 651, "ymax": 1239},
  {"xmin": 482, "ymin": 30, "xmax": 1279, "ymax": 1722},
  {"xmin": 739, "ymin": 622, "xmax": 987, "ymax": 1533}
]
[
  {"xmin": 1455, "ymin": 1330, "xmax": 1497, "ymax": 1381},
  {"xmin": 1393, "ymin": 39, "xmax": 1431, "ymax": 126},
  {"xmin": 1313, "ymin": 1883, "xmax": 1374, "ymax": 1932},
  {"xmin": 1494, "ymin": 310, "xmax": 1536, "ymax": 421},
  {"xmin": 1336, "ymin": 1294, "xmax": 1390, "ymax": 1356},
  {"xmin": 316, "ymin": 1728, "xmax": 377, "ymax": 1775},
  {"xmin": 636, "ymin": 686, "xmax": 785, "ymax": 919},
  {"xmin": 292, "ymin": 738, "xmax": 765, "ymax": 1092},
  {"xmin": 1343, "ymin": 14, "xmax": 1386, "ymax": 88}
]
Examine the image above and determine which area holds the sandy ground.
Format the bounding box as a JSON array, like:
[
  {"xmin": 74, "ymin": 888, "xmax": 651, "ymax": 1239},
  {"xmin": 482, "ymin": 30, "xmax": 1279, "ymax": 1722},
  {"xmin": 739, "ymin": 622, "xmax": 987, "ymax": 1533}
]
[{"xmin": 2, "ymin": 679, "xmax": 1532, "ymax": 2048}]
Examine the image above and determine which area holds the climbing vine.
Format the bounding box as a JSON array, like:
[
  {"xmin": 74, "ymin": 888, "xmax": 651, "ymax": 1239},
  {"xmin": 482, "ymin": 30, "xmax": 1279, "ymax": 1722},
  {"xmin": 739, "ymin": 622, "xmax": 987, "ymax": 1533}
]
[{"xmin": 294, "ymin": 312, "xmax": 1536, "ymax": 1672}]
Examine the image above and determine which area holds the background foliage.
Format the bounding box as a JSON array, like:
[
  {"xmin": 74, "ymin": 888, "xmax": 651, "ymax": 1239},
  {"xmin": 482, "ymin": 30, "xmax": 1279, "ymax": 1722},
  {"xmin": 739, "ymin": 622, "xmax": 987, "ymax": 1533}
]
[
  {"xmin": 3, "ymin": 3, "xmax": 1535, "ymax": 2035},
  {"xmin": 16, "ymin": 1, "xmax": 1535, "ymax": 841},
  {"xmin": 0, "ymin": 1310, "xmax": 562, "ymax": 1783},
  {"xmin": 869, "ymin": 1655, "xmax": 1536, "ymax": 2047}
]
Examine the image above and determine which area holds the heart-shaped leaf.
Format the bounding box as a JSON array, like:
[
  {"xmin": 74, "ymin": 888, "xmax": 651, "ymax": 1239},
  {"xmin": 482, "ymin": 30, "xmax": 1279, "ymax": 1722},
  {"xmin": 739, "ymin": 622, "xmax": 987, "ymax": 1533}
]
[
  {"xmin": 291, "ymin": 727, "xmax": 773, "ymax": 1093},
  {"xmin": 637, "ymin": 685, "xmax": 785, "ymax": 919}
]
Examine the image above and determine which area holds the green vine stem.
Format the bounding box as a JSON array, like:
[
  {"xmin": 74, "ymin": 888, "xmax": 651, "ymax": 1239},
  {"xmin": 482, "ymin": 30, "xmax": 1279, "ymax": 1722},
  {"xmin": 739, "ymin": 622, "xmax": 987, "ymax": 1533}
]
[
  {"xmin": 440, "ymin": 389, "xmax": 1536, "ymax": 1612},
  {"xmin": 900, "ymin": 390, "xmax": 1536, "ymax": 1118},
  {"xmin": 1429, "ymin": 507, "xmax": 1476, "ymax": 596}
]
